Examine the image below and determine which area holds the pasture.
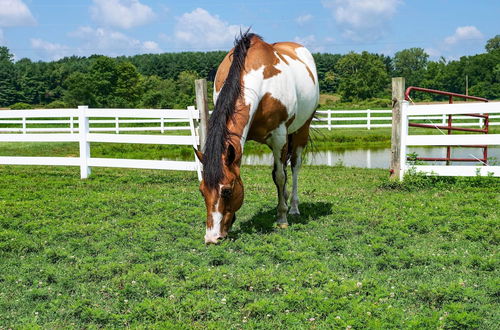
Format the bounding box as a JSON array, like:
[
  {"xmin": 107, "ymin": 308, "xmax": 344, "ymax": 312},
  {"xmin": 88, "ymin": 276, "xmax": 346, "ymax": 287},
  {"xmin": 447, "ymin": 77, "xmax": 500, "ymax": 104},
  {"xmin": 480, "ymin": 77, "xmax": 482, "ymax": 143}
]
[{"xmin": 0, "ymin": 163, "xmax": 498, "ymax": 328}]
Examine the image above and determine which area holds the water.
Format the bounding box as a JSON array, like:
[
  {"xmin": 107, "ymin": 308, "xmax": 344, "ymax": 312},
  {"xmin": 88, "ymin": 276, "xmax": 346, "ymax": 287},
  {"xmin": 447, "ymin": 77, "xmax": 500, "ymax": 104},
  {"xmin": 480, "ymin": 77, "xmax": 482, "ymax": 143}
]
[{"xmin": 241, "ymin": 147, "xmax": 500, "ymax": 169}]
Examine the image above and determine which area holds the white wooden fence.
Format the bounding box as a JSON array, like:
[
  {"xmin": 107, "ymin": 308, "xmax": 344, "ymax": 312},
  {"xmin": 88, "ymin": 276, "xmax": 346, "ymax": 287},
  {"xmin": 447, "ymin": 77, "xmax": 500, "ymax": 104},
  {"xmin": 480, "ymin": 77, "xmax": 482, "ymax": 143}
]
[
  {"xmin": 397, "ymin": 101, "xmax": 500, "ymax": 180},
  {"xmin": 6, "ymin": 108, "xmax": 492, "ymax": 133},
  {"xmin": 312, "ymin": 109, "xmax": 500, "ymax": 130},
  {"xmin": 0, "ymin": 106, "xmax": 202, "ymax": 180}
]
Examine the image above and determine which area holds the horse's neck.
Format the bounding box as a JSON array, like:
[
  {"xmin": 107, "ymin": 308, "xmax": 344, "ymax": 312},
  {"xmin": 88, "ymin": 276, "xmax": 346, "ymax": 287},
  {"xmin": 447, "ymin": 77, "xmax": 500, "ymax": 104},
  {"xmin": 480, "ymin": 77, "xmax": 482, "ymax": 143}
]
[{"xmin": 226, "ymin": 98, "xmax": 253, "ymax": 154}]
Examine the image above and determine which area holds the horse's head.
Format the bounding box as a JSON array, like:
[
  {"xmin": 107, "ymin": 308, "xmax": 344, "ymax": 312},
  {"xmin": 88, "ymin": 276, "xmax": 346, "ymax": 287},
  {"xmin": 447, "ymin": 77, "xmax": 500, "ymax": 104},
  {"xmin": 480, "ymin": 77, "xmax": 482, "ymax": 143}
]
[{"xmin": 195, "ymin": 144, "xmax": 244, "ymax": 244}]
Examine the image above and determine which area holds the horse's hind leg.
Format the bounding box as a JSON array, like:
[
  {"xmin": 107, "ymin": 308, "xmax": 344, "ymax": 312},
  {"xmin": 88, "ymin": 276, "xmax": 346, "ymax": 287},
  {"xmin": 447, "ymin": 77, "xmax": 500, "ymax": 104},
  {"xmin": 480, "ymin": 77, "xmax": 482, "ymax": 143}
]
[
  {"xmin": 268, "ymin": 126, "xmax": 289, "ymax": 228},
  {"xmin": 289, "ymin": 118, "xmax": 312, "ymax": 215}
]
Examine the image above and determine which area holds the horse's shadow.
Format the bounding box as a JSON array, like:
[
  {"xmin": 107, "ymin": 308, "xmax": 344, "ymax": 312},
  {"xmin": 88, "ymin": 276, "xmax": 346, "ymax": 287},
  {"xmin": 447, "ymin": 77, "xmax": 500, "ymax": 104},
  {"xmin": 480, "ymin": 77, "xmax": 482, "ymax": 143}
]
[{"xmin": 231, "ymin": 202, "xmax": 333, "ymax": 237}]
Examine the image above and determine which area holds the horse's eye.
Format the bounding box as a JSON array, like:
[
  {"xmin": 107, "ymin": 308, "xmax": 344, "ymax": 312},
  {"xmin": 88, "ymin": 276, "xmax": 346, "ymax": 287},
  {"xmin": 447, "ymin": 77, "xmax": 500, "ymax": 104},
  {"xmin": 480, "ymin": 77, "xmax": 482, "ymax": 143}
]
[{"xmin": 221, "ymin": 188, "xmax": 232, "ymax": 199}]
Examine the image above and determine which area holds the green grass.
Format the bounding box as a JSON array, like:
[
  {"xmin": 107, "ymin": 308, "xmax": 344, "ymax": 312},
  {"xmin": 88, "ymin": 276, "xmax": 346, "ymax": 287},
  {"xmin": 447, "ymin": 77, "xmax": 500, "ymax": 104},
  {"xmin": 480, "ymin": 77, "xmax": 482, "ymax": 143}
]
[{"xmin": 0, "ymin": 164, "xmax": 498, "ymax": 328}]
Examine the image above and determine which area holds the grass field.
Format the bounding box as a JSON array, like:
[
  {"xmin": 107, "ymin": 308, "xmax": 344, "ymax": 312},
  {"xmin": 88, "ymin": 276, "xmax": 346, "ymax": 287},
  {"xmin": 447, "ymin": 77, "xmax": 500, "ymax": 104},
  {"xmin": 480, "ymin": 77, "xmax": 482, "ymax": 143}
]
[{"xmin": 0, "ymin": 164, "xmax": 498, "ymax": 328}]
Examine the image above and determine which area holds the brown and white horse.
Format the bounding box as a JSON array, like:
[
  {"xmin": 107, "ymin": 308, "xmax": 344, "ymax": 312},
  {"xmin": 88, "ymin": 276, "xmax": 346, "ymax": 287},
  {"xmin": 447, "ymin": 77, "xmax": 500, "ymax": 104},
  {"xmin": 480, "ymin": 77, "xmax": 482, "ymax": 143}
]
[{"xmin": 195, "ymin": 32, "xmax": 319, "ymax": 244}]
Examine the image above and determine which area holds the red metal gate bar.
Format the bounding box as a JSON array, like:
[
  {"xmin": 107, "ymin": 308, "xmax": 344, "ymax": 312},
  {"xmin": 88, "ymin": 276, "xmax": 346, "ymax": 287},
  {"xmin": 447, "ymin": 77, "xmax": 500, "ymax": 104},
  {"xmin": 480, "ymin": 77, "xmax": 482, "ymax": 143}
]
[
  {"xmin": 404, "ymin": 86, "xmax": 489, "ymax": 102},
  {"xmin": 404, "ymin": 86, "xmax": 489, "ymax": 166},
  {"xmin": 408, "ymin": 122, "xmax": 488, "ymax": 133},
  {"xmin": 463, "ymin": 113, "xmax": 489, "ymax": 118},
  {"xmin": 414, "ymin": 157, "xmax": 488, "ymax": 162}
]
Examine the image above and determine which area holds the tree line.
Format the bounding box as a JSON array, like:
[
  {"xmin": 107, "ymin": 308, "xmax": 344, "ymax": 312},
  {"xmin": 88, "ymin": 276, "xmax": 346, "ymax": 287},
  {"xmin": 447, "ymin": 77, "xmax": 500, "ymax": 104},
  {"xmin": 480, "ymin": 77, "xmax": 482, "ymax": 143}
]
[{"xmin": 0, "ymin": 35, "xmax": 498, "ymax": 109}]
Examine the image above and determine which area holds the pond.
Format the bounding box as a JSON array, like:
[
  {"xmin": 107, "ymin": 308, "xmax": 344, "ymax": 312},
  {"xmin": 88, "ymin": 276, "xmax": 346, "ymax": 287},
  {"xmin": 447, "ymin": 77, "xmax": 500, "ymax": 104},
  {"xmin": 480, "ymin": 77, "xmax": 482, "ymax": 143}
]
[{"xmin": 241, "ymin": 146, "xmax": 500, "ymax": 169}]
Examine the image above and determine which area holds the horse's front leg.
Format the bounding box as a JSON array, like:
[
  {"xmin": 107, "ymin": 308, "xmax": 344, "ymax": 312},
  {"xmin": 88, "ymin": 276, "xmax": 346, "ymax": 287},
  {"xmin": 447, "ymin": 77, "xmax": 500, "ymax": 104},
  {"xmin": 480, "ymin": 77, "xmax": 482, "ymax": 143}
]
[{"xmin": 268, "ymin": 126, "xmax": 289, "ymax": 228}]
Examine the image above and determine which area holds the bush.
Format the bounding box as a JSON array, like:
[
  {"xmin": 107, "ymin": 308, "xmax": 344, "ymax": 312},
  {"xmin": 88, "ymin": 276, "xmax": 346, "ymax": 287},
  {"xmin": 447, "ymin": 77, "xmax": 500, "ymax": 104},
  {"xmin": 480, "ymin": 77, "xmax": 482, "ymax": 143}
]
[
  {"xmin": 363, "ymin": 98, "xmax": 391, "ymax": 108},
  {"xmin": 45, "ymin": 100, "xmax": 69, "ymax": 108},
  {"xmin": 9, "ymin": 102, "xmax": 32, "ymax": 110}
]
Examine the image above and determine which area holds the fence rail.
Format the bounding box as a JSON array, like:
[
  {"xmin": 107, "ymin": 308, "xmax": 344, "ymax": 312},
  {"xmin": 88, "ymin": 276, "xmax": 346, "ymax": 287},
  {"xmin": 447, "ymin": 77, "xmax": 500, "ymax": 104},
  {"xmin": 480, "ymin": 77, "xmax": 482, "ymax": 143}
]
[
  {"xmin": 2, "ymin": 108, "xmax": 499, "ymax": 133},
  {"xmin": 311, "ymin": 109, "xmax": 500, "ymax": 130},
  {"xmin": 0, "ymin": 106, "xmax": 202, "ymax": 180}
]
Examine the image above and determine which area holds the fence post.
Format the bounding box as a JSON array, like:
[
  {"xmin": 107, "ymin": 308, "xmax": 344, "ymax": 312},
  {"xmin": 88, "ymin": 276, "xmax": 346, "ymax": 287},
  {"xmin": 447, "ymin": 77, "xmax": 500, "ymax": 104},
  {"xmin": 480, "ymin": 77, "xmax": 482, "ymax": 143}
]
[
  {"xmin": 367, "ymin": 108, "xmax": 371, "ymax": 130},
  {"xmin": 188, "ymin": 106, "xmax": 202, "ymax": 181},
  {"xmin": 22, "ymin": 117, "xmax": 26, "ymax": 134},
  {"xmin": 195, "ymin": 79, "xmax": 209, "ymax": 152},
  {"xmin": 399, "ymin": 101, "xmax": 409, "ymax": 181},
  {"xmin": 390, "ymin": 77, "xmax": 405, "ymax": 180},
  {"xmin": 78, "ymin": 105, "xmax": 91, "ymax": 179},
  {"xmin": 115, "ymin": 117, "xmax": 119, "ymax": 134},
  {"xmin": 328, "ymin": 110, "xmax": 332, "ymax": 131}
]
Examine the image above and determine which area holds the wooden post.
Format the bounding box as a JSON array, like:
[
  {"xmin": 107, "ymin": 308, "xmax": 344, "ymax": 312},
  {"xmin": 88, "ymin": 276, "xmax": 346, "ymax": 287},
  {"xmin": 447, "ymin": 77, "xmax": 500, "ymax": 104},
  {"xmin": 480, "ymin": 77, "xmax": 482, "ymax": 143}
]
[
  {"xmin": 390, "ymin": 77, "xmax": 405, "ymax": 180},
  {"xmin": 195, "ymin": 79, "xmax": 209, "ymax": 152}
]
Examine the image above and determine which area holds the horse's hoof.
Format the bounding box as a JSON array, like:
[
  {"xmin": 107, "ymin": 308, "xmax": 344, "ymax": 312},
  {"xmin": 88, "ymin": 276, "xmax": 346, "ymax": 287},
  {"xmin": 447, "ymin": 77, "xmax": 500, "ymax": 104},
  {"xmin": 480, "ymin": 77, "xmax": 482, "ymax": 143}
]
[
  {"xmin": 277, "ymin": 223, "xmax": 289, "ymax": 229},
  {"xmin": 289, "ymin": 208, "xmax": 300, "ymax": 215}
]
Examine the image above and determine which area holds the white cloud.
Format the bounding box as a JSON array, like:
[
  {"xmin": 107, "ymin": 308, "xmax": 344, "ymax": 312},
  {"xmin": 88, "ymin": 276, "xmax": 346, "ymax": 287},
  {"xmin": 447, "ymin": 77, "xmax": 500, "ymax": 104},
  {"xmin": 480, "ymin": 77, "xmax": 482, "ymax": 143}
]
[
  {"xmin": 444, "ymin": 26, "xmax": 483, "ymax": 47},
  {"xmin": 424, "ymin": 47, "xmax": 441, "ymax": 58},
  {"xmin": 90, "ymin": 0, "xmax": 156, "ymax": 29},
  {"xmin": 70, "ymin": 26, "xmax": 161, "ymax": 55},
  {"xmin": 0, "ymin": 29, "xmax": 4, "ymax": 45},
  {"xmin": 31, "ymin": 39, "xmax": 72, "ymax": 60},
  {"xmin": 31, "ymin": 27, "xmax": 162, "ymax": 60},
  {"xmin": 294, "ymin": 35, "xmax": 316, "ymax": 47},
  {"xmin": 174, "ymin": 8, "xmax": 244, "ymax": 50},
  {"xmin": 0, "ymin": 0, "xmax": 36, "ymax": 27},
  {"xmin": 142, "ymin": 41, "xmax": 162, "ymax": 53},
  {"xmin": 425, "ymin": 26, "xmax": 484, "ymax": 59},
  {"xmin": 323, "ymin": 0, "xmax": 402, "ymax": 41},
  {"xmin": 296, "ymin": 14, "xmax": 313, "ymax": 26},
  {"xmin": 294, "ymin": 35, "xmax": 324, "ymax": 52}
]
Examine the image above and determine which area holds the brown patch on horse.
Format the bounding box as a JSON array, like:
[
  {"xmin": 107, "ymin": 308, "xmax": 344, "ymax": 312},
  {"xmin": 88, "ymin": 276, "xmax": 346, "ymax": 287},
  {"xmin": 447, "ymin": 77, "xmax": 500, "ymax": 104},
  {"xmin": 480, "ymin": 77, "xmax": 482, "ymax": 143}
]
[
  {"xmin": 215, "ymin": 37, "xmax": 283, "ymax": 92},
  {"xmin": 247, "ymin": 93, "xmax": 288, "ymax": 144},
  {"xmin": 273, "ymin": 42, "xmax": 316, "ymax": 84},
  {"xmin": 245, "ymin": 37, "xmax": 282, "ymax": 79}
]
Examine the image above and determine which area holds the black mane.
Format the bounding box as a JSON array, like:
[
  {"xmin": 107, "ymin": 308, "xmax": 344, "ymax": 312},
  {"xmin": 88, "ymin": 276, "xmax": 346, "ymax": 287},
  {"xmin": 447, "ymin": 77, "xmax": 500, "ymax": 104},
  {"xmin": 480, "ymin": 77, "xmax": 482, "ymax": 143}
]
[{"xmin": 202, "ymin": 31, "xmax": 261, "ymax": 189}]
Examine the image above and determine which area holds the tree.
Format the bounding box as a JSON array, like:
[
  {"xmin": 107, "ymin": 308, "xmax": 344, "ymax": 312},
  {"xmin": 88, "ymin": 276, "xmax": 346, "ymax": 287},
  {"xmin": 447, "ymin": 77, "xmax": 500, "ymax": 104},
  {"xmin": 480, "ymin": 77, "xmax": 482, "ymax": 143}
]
[
  {"xmin": 393, "ymin": 48, "xmax": 428, "ymax": 87},
  {"xmin": 335, "ymin": 51, "xmax": 389, "ymax": 101},
  {"xmin": 63, "ymin": 71, "xmax": 95, "ymax": 106},
  {"xmin": 89, "ymin": 56, "xmax": 118, "ymax": 107},
  {"xmin": 140, "ymin": 75, "xmax": 177, "ymax": 109},
  {"xmin": 0, "ymin": 47, "xmax": 18, "ymax": 107},
  {"xmin": 15, "ymin": 58, "xmax": 49, "ymax": 105},
  {"xmin": 113, "ymin": 61, "xmax": 142, "ymax": 107},
  {"xmin": 312, "ymin": 53, "xmax": 342, "ymax": 93},
  {"xmin": 485, "ymin": 35, "xmax": 500, "ymax": 53}
]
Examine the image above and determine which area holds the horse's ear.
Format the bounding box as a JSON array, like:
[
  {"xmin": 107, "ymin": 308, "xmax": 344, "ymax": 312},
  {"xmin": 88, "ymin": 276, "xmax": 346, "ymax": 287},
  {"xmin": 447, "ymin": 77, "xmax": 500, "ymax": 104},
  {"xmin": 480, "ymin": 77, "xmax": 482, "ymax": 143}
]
[
  {"xmin": 193, "ymin": 147, "xmax": 203, "ymax": 163},
  {"xmin": 226, "ymin": 144, "xmax": 236, "ymax": 166}
]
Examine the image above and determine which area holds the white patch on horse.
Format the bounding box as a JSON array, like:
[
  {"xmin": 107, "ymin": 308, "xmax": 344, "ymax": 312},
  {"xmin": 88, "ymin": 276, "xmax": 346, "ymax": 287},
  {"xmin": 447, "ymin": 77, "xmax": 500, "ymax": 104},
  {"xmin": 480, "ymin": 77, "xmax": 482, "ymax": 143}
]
[
  {"xmin": 205, "ymin": 201, "xmax": 222, "ymax": 242},
  {"xmin": 239, "ymin": 46, "xmax": 318, "ymax": 149}
]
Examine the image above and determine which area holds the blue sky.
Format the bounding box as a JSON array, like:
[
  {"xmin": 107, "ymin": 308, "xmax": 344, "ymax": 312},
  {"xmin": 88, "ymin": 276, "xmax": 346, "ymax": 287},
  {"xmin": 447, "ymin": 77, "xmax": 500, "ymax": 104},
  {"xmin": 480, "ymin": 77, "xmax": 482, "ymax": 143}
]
[{"xmin": 0, "ymin": 0, "xmax": 498, "ymax": 61}]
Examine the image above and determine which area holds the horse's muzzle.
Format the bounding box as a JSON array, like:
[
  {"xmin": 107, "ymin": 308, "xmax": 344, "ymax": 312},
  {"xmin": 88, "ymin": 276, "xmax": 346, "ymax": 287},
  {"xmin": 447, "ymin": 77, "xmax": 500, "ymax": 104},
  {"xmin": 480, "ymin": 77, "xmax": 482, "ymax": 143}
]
[
  {"xmin": 205, "ymin": 236, "xmax": 224, "ymax": 244},
  {"xmin": 204, "ymin": 234, "xmax": 225, "ymax": 244}
]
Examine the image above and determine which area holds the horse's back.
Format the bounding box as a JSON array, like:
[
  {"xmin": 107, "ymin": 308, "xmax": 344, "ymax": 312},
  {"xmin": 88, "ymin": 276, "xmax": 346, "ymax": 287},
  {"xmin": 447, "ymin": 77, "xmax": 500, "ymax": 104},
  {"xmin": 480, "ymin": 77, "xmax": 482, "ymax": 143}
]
[{"xmin": 213, "ymin": 36, "xmax": 319, "ymax": 142}]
